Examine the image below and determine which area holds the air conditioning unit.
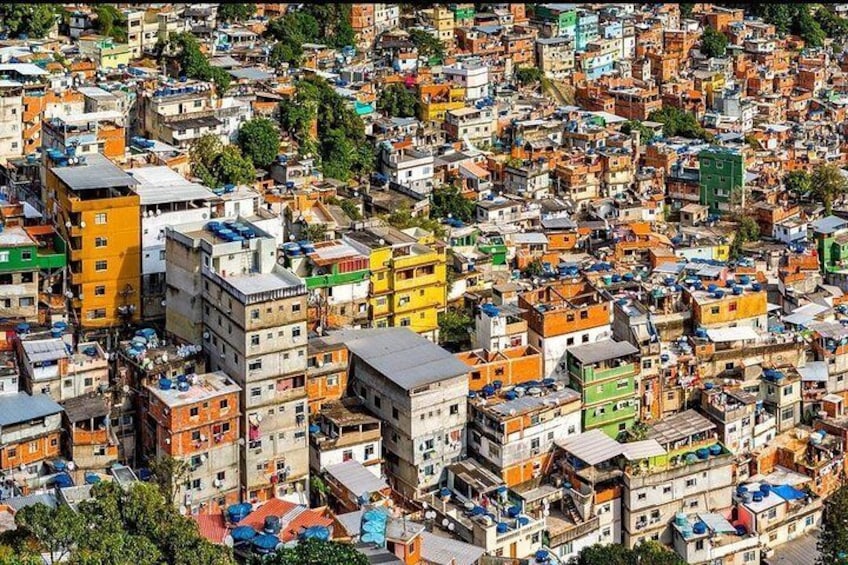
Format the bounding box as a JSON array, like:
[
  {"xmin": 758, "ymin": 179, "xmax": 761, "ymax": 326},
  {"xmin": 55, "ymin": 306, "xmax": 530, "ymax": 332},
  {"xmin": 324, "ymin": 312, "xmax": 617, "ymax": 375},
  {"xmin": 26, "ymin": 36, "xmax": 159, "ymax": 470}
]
[{"xmin": 213, "ymin": 479, "xmax": 223, "ymax": 488}]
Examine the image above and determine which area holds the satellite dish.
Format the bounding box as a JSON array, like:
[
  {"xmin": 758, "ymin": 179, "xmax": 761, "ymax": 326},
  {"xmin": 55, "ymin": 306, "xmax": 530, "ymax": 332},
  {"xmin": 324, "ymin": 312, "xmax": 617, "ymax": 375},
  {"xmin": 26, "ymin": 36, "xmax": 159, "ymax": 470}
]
[
  {"xmin": 122, "ymin": 385, "xmax": 130, "ymax": 393},
  {"xmin": 223, "ymin": 535, "xmax": 234, "ymax": 547},
  {"xmin": 178, "ymin": 505, "xmax": 187, "ymax": 515}
]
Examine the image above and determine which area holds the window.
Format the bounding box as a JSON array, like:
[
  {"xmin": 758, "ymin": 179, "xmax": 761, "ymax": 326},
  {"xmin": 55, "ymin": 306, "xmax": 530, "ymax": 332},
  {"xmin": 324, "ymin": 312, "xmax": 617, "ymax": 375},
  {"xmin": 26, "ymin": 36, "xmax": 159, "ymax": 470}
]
[
  {"xmin": 0, "ymin": 251, "xmax": 7, "ymax": 263},
  {"xmin": 342, "ymin": 450, "xmax": 353, "ymax": 462},
  {"xmin": 743, "ymin": 551, "xmax": 756, "ymax": 562},
  {"xmin": 729, "ymin": 302, "xmax": 737, "ymax": 312},
  {"xmin": 21, "ymin": 250, "xmax": 31, "ymax": 261},
  {"xmin": 95, "ymin": 285, "xmax": 106, "ymax": 296},
  {"xmin": 392, "ymin": 407, "xmax": 399, "ymax": 419},
  {"xmin": 249, "ymin": 360, "xmax": 262, "ymax": 371},
  {"xmin": 251, "ymin": 309, "xmax": 259, "ymax": 320},
  {"xmin": 292, "ymin": 326, "xmax": 301, "ymax": 338},
  {"xmin": 292, "ymin": 303, "xmax": 301, "ymax": 313},
  {"xmin": 95, "ymin": 260, "xmax": 108, "ymax": 271},
  {"xmin": 767, "ymin": 508, "xmax": 777, "ymax": 519},
  {"xmin": 28, "ymin": 441, "xmax": 38, "ymax": 454},
  {"xmin": 19, "ymin": 297, "xmax": 34, "ymax": 307},
  {"xmin": 637, "ymin": 493, "xmax": 646, "ymax": 500},
  {"xmin": 94, "ymin": 213, "xmax": 107, "ymax": 225},
  {"xmin": 450, "ymin": 404, "xmax": 459, "ymax": 415},
  {"xmin": 400, "ymin": 318, "xmax": 411, "ymax": 327},
  {"xmin": 685, "ymin": 478, "xmax": 697, "ymax": 487},
  {"xmin": 87, "ymin": 309, "xmax": 106, "ymax": 320},
  {"xmin": 365, "ymin": 444, "xmax": 375, "ymax": 460},
  {"xmin": 250, "ymin": 388, "xmax": 261, "ymax": 398},
  {"xmin": 251, "ymin": 335, "xmax": 260, "ymax": 346},
  {"xmin": 190, "ymin": 407, "xmax": 199, "ymax": 417},
  {"xmin": 711, "ymin": 306, "xmax": 720, "ymax": 315},
  {"xmin": 374, "ymin": 395, "xmax": 381, "ymax": 408},
  {"xmin": 159, "ymin": 250, "xmax": 166, "ymax": 261},
  {"xmin": 695, "ymin": 540, "xmax": 704, "ymax": 551}
]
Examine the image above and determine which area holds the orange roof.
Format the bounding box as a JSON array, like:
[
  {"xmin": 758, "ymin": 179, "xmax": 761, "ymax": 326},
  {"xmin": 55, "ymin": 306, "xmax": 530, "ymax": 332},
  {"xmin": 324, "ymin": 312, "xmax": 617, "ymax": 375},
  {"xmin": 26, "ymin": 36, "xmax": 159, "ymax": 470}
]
[
  {"xmin": 629, "ymin": 222, "xmax": 652, "ymax": 236},
  {"xmin": 23, "ymin": 225, "xmax": 56, "ymax": 237},
  {"xmin": 194, "ymin": 513, "xmax": 228, "ymax": 544},
  {"xmin": 460, "ymin": 161, "xmax": 490, "ymax": 178},
  {"xmin": 240, "ymin": 499, "xmax": 334, "ymax": 543}
]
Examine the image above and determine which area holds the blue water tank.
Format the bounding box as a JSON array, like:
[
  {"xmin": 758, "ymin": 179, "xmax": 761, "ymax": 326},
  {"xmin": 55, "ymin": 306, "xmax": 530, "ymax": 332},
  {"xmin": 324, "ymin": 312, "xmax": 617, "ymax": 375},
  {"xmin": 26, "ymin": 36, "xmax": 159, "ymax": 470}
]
[
  {"xmin": 693, "ymin": 521, "xmax": 707, "ymax": 535},
  {"xmin": 159, "ymin": 378, "xmax": 172, "ymax": 390}
]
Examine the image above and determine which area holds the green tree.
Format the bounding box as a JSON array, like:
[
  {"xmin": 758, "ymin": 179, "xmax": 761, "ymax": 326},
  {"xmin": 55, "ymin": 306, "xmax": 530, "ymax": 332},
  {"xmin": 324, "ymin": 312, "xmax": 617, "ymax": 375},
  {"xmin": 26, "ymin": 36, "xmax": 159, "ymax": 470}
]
[
  {"xmin": 169, "ymin": 33, "xmax": 231, "ymax": 93},
  {"xmin": 729, "ymin": 215, "xmax": 759, "ymax": 260},
  {"xmin": 383, "ymin": 206, "xmax": 445, "ymax": 237},
  {"xmin": 522, "ymin": 259, "xmax": 545, "ymax": 278},
  {"xmin": 679, "ymin": 4, "xmax": 694, "ymax": 19},
  {"xmin": 785, "ymin": 170, "xmax": 812, "ymax": 195},
  {"xmin": 301, "ymin": 5, "xmax": 355, "ymax": 49},
  {"xmin": 148, "ymin": 454, "xmax": 191, "ymax": 507},
  {"xmin": 265, "ymin": 11, "xmax": 321, "ymax": 67},
  {"xmin": 817, "ymin": 6, "xmax": 848, "ymax": 38},
  {"xmin": 621, "ymin": 120, "xmax": 655, "ymax": 143},
  {"xmin": 217, "ymin": 3, "xmax": 255, "ymax": 23},
  {"xmin": 0, "ymin": 5, "xmax": 58, "ymax": 39},
  {"xmin": 431, "ymin": 185, "xmax": 475, "ymax": 223},
  {"xmin": 94, "ymin": 4, "xmax": 127, "ymax": 43},
  {"xmin": 700, "ymin": 26, "xmax": 728, "ymax": 58},
  {"xmin": 214, "ymin": 146, "xmax": 256, "ymax": 186},
  {"xmin": 15, "ymin": 503, "xmax": 84, "ymax": 564},
  {"xmin": 255, "ymin": 538, "xmax": 368, "ymax": 565},
  {"xmin": 438, "ymin": 309, "xmax": 473, "ymax": 346},
  {"xmin": 377, "ymin": 84, "xmax": 418, "ymax": 118},
  {"xmin": 304, "ymin": 224, "xmax": 328, "ymax": 242},
  {"xmin": 812, "ymin": 163, "xmax": 848, "ymax": 216},
  {"xmin": 238, "ymin": 118, "xmax": 281, "ymax": 168},
  {"xmin": 570, "ymin": 541, "xmax": 685, "ymax": 565},
  {"xmin": 515, "ymin": 66, "xmax": 543, "ymax": 86},
  {"xmin": 648, "ymin": 106, "xmax": 711, "ymax": 141},
  {"xmin": 409, "ymin": 28, "xmax": 445, "ymax": 61},
  {"xmin": 310, "ymin": 476, "xmax": 329, "ymax": 506},
  {"xmin": 339, "ymin": 199, "xmax": 362, "ymax": 220},
  {"xmin": 818, "ymin": 483, "xmax": 848, "ymax": 565}
]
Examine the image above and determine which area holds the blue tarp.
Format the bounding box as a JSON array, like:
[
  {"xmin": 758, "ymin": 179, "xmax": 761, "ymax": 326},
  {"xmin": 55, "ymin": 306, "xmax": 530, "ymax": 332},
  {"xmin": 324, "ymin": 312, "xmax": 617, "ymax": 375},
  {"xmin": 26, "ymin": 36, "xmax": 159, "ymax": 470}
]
[{"xmin": 773, "ymin": 484, "xmax": 806, "ymax": 501}]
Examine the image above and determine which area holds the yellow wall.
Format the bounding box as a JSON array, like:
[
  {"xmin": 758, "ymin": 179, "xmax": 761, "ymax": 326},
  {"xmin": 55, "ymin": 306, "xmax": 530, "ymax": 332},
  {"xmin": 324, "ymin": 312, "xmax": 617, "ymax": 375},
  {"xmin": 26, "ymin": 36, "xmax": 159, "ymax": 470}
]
[
  {"xmin": 696, "ymin": 291, "xmax": 766, "ymax": 327},
  {"xmin": 47, "ymin": 170, "xmax": 141, "ymax": 328}
]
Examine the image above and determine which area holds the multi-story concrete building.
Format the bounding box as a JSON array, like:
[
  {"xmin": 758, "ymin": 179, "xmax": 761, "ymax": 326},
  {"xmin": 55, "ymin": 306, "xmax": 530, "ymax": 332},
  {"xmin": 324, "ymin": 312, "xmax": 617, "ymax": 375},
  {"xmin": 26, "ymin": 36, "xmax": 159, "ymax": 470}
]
[
  {"xmin": 18, "ymin": 338, "xmax": 108, "ymax": 401},
  {"xmin": 345, "ymin": 226, "xmax": 447, "ymax": 341},
  {"xmin": 143, "ymin": 371, "xmax": 241, "ymax": 514},
  {"xmin": 167, "ymin": 219, "xmax": 309, "ymax": 503},
  {"xmin": 566, "ymin": 339, "xmax": 640, "ymax": 437},
  {"xmin": 0, "ymin": 225, "xmax": 65, "ymax": 323},
  {"xmin": 0, "ymin": 80, "xmax": 23, "ymax": 163},
  {"xmin": 41, "ymin": 111, "xmax": 126, "ymax": 161},
  {"xmin": 536, "ymin": 37, "xmax": 575, "ymax": 78},
  {"xmin": 519, "ymin": 280, "xmax": 612, "ymax": 377},
  {"xmin": 700, "ymin": 387, "xmax": 776, "ymax": 454},
  {"xmin": 308, "ymin": 399, "xmax": 382, "ymax": 476},
  {"xmin": 468, "ymin": 384, "xmax": 581, "ymax": 487},
  {"xmin": 472, "ymin": 302, "xmax": 528, "ymax": 352},
  {"xmin": 442, "ymin": 63, "xmax": 489, "ymax": 102},
  {"xmin": 61, "ymin": 394, "xmax": 118, "ymax": 476},
  {"xmin": 44, "ymin": 153, "xmax": 142, "ymax": 330},
  {"xmin": 337, "ymin": 327, "xmax": 469, "ymax": 498},
  {"xmin": 698, "ymin": 146, "xmax": 745, "ymax": 214},
  {"xmin": 128, "ymin": 166, "xmax": 216, "ymax": 321},
  {"xmin": 374, "ymin": 3, "xmax": 400, "ymax": 34},
  {"xmin": 624, "ymin": 410, "xmax": 734, "ymax": 548},
  {"xmin": 760, "ymin": 368, "xmax": 802, "ymax": 434},
  {"xmin": 685, "ymin": 281, "xmax": 767, "ymax": 331},
  {"xmin": 443, "ymin": 107, "xmax": 496, "ymax": 145},
  {"xmin": 305, "ymin": 337, "xmax": 349, "ymax": 415},
  {"xmin": 379, "ymin": 146, "xmax": 435, "ymax": 196},
  {"xmin": 0, "ymin": 393, "xmax": 63, "ymax": 478}
]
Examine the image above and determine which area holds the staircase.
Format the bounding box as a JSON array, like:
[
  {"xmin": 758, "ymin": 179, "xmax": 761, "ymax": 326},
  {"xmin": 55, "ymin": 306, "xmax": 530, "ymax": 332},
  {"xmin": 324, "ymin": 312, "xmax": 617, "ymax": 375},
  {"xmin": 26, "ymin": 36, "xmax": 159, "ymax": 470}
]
[{"xmin": 562, "ymin": 492, "xmax": 583, "ymax": 524}]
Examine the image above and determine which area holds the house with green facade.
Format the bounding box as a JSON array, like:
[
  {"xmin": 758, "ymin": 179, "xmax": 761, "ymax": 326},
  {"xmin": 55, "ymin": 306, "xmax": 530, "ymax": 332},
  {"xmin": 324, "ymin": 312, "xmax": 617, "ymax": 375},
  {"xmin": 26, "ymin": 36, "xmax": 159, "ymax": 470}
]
[
  {"xmin": 533, "ymin": 4, "xmax": 578, "ymax": 40},
  {"xmin": 0, "ymin": 225, "xmax": 66, "ymax": 321},
  {"xmin": 698, "ymin": 146, "xmax": 745, "ymax": 214},
  {"xmin": 567, "ymin": 339, "xmax": 640, "ymax": 438},
  {"xmin": 812, "ymin": 215, "xmax": 848, "ymax": 276}
]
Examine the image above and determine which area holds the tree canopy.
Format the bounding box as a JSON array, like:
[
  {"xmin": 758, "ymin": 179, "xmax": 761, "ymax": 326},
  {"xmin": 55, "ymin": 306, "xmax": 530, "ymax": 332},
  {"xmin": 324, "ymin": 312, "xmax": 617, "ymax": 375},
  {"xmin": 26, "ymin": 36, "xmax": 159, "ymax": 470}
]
[
  {"xmin": 812, "ymin": 163, "xmax": 848, "ymax": 216},
  {"xmin": 266, "ymin": 11, "xmax": 321, "ymax": 67},
  {"xmin": 431, "ymin": 185, "xmax": 476, "ymax": 223},
  {"xmin": 253, "ymin": 538, "xmax": 368, "ymax": 565},
  {"xmin": 169, "ymin": 33, "xmax": 231, "ymax": 94},
  {"xmin": 784, "ymin": 170, "xmax": 812, "ymax": 195},
  {"xmin": 648, "ymin": 106, "xmax": 712, "ymax": 141},
  {"xmin": 11, "ymin": 482, "xmax": 234, "ymax": 565},
  {"xmin": 377, "ymin": 84, "xmax": 418, "ymax": 118},
  {"xmin": 279, "ymin": 76, "xmax": 373, "ymax": 181},
  {"xmin": 409, "ymin": 28, "xmax": 445, "ymax": 61},
  {"xmin": 621, "ymin": 120, "xmax": 656, "ymax": 143},
  {"xmin": 752, "ymin": 5, "xmax": 827, "ymax": 47},
  {"xmin": 438, "ymin": 309, "xmax": 473, "ymax": 347},
  {"xmin": 569, "ymin": 541, "xmax": 686, "ymax": 565},
  {"xmin": 383, "ymin": 205, "xmax": 445, "ymax": 237},
  {"xmin": 818, "ymin": 483, "xmax": 848, "ymax": 565},
  {"xmin": 700, "ymin": 26, "xmax": 728, "ymax": 58},
  {"xmin": 515, "ymin": 67, "xmax": 544, "ymax": 86},
  {"xmin": 93, "ymin": 5, "xmax": 127, "ymax": 43},
  {"xmin": 238, "ymin": 118, "xmax": 281, "ymax": 169},
  {"xmin": 190, "ymin": 134, "xmax": 256, "ymax": 188},
  {"xmin": 0, "ymin": 5, "xmax": 58, "ymax": 39},
  {"xmin": 297, "ymin": 5, "xmax": 354, "ymax": 49},
  {"xmin": 217, "ymin": 3, "xmax": 256, "ymax": 23}
]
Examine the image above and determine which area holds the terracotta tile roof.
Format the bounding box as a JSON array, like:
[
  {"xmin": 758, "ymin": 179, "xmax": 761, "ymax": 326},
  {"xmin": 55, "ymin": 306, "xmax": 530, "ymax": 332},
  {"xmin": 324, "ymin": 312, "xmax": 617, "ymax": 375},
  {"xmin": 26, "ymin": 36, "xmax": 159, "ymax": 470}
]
[
  {"xmin": 240, "ymin": 499, "xmax": 335, "ymax": 543},
  {"xmin": 194, "ymin": 513, "xmax": 228, "ymax": 544}
]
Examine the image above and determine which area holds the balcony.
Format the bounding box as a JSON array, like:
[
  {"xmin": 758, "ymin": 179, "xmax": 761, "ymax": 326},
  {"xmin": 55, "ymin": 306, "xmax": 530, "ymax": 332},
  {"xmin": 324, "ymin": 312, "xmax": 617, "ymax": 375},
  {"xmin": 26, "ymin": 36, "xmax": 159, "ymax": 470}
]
[
  {"xmin": 393, "ymin": 270, "xmax": 441, "ymax": 292},
  {"xmin": 548, "ymin": 515, "xmax": 600, "ymax": 547}
]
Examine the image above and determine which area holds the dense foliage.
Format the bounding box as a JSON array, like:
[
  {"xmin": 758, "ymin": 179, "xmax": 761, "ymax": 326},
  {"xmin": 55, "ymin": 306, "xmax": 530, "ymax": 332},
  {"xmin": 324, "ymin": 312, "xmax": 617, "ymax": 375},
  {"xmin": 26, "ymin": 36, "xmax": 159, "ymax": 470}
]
[
  {"xmin": 253, "ymin": 539, "xmax": 368, "ymax": 565},
  {"xmin": 648, "ymin": 106, "xmax": 712, "ymax": 141},
  {"xmin": 439, "ymin": 309, "xmax": 473, "ymax": 346},
  {"xmin": 266, "ymin": 11, "xmax": 320, "ymax": 67},
  {"xmin": 700, "ymin": 26, "xmax": 728, "ymax": 58},
  {"xmin": 0, "ymin": 4, "xmax": 59, "ymax": 39},
  {"xmin": 569, "ymin": 541, "xmax": 686, "ymax": 565},
  {"xmin": 812, "ymin": 163, "xmax": 848, "ymax": 216},
  {"xmin": 9, "ymin": 482, "xmax": 234, "ymax": 565},
  {"xmin": 190, "ymin": 134, "xmax": 256, "ymax": 188},
  {"xmin": 383, "ymin": 206, "xmax": 445, "ymax": 237},
  {"xmin": 169, "ymin": 33, "xmax": 231, "ymax": 93},
  {"xmin": 620, "ymin": 120, "xmax": 656, "ymax": 143},
  {"xmin": 377, "ymin": 84, "xmax": 418, "ymax": 118},
  {"xmin": 784, "ymin": 170, "xmax": 812, "ymax": 195},
  {"xmin": 750, "ymin": 5, "xmax": 826, "ymax": 47},
  {"xmin": 279, "ymin": 76, "xmax": 373, "ymax": 181},
  {"xmin": 217, "ymin": 3, "xmax": 256, "ymax": 23},
  {"xmin": 431, "ymin": 185, "xmax": 476, "ymax": 223},
  {"xmin": 94, "ymin": 5, "xmax": 127, "ymax": 43},
  {"xmin": 237, "ymin": 118, "xmax": 281, "ymax": 169},
  {"xmin": 818, "ymin": 483, "xmax": 848, "ymax": 565},
  {"xmin": 409, "ymin": 28, "xmax": 445, "ymax": 61},
  {"xmin": 515, "ymin": 66, "xmax": 544, "ymax": 86}
]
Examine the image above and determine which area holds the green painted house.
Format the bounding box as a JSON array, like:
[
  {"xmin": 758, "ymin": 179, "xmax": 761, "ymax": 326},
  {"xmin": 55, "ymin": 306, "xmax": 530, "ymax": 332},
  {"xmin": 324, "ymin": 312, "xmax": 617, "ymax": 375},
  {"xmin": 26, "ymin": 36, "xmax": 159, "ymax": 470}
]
[
  {"xmin": 698, "ymin": 146, "xmax": 745, "ymax": 214},
  {"xmin": 0, "ymin": 225, "xmax": 66, "ymax": 321},
  {"xmin": 567, "ymin": 339, "xmax": 640, "ymax": 438},
  {"xmin": 533, "ymin": 4, "xmax": 578, "ymax": 39}
]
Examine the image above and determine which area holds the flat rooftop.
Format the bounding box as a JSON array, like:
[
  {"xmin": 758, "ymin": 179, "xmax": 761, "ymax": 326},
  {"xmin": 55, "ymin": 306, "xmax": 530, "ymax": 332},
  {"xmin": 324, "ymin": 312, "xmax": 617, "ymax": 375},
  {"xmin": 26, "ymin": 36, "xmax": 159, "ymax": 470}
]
[
  {"xmin": 128, "ymin": 166, "xmax": 217, "ymax": 205},
  {"xmin": 50, "ymin": 153, "xmax": 139, "ymax": 192},
  {"xmin": 146, "ymin": 371, "xmax": 240, "ymax": 408}
]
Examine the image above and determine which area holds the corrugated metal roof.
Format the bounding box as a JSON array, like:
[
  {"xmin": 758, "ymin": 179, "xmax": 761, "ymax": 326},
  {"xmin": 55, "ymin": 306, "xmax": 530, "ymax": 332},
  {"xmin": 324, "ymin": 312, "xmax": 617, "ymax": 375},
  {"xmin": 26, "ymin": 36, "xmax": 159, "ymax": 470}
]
[
  {"xmin": 798, "ymin": 361, "xmax": 829, "ymax": 382},
  {"xmin": 568, "ymin": 339, "xmax": 638, "ymax": 365},
  {"xmin": 325, "ymin": 460, "xmax": 388, "ymax": 498},
  {"xmin": 556, "ymin": 429, "xmax": 622, "ymax": 466},
  {"xmin": 705, "ymin": 327, "xmax": 759, "ymax": 343},
  {"xmin": 646, "ymin": 409, "xmax": 715, "ymax": 447},
  {"xmin": 328, "ymin": 328, "xmax": 469, "ymax": 391},
  {"xmin": 0, "ymin": 393, "xmax": 63, "ymax": 427},
  {"xmin": 420, "ymin": 531, "xmax": 485, "ymax": 565},
  {"xmin": 50, "ymin": 153, "xmax": 138, "ymax": 192},
  {"xmin": 621, "ymin": 439, "xmax": 665, "ymax": 460},
  {"xmin": 21, "ymin": 338, "xmax": 69, "ymax": 364}
]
